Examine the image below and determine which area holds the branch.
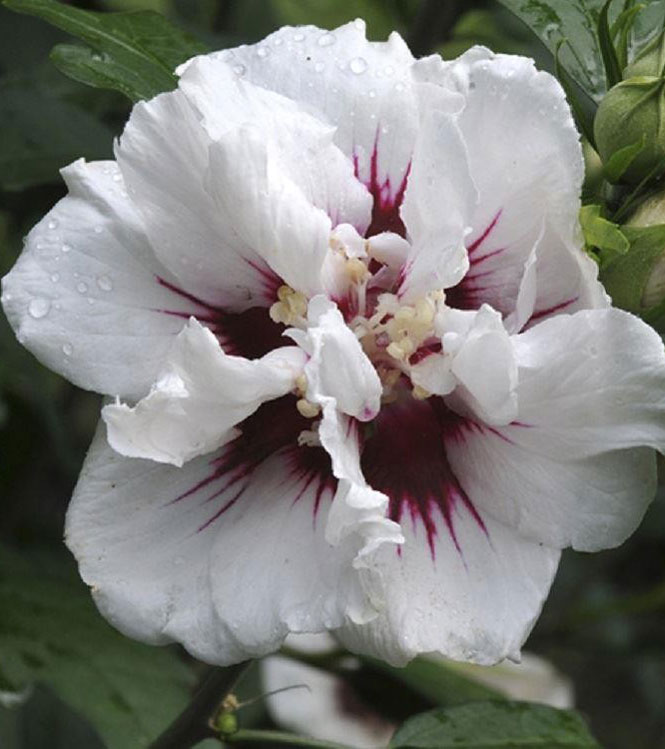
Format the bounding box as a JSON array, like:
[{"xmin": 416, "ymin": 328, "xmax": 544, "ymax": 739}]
[{"xmin": 150, "ymin": 661, "xmax": 251, "ymax": 749}]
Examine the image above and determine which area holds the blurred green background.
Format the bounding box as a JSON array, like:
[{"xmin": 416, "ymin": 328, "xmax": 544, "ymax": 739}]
[{"xmin": 0, "ymin": 1, "xmax": 664, "ymax": 747}]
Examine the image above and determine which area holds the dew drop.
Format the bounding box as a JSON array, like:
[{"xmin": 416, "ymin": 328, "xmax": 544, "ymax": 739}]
[
  {"xmin": 314, "ymin": 61, "xmax": 325, "ymax": 73},
  {"xmin": 62, "ymin": 343, "xmax": 73, "ymax": 356},
  {"xmin": 318, "ymin": 32, "xmax": 336, "ymax": 47},
  {"xmin": 50, "ymin": 272, "xmax": 60, "ymax": 283},
  {"xmin": 112, "ymin": 172, "xmax": 122, "ymax": 182},
  {"xmin": 87, "ymin": 297, "xmax": 95, "ymax": 305},
  {"xmin": 368, "ymin": 89, "xmax": 376, "ymax": 98},
  {"xmin": 293, "ymin": 31, "xmax": 305, "ymax": 42},
  {"xmin": 76, "ymin": 281, "xmax": 88, "ymax": 294},
  {"xmin": 349, "ymin": 56, "xmax": 368, "ymax": 75},
  {"xmin": 384, "ymin": 65, "xmax": 395, "ymax": 77},
  {"xmin": 61, "ymin": 243, "xmax": 72, "ymax": 253},
  {"xmin": 97, "ymin": 274, "xmax": 113, "ymax": 292},
  {"xmin": 394, "ymin": 81, "xmax": 405, "ymax": 93},
  {"xmin": 273, "ymin": 37, "xmax": 283, "ymax": 47},
  {"xmin": 94, "ymin": 226, "xmax": 103, "ymax": 234},
  {"xmin": 28, "ymin": 298, "xmax": 50, "ymax": 319},
  {"xmin": 47, "ymin": 219, "xmax": 58, "ymax": 230},
  {"xmin": 256, "ymin": 46, "xmax": 269, "ymax": 58}
]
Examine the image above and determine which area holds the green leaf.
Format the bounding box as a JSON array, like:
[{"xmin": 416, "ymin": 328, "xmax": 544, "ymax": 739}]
[
  {"xmin": 2, "ymin": 0, "xmax": 208, "ymax": 101},
  {"xmin": 0, "ymin": 70, "xmax": 114, "ymax": 191},
  {"xmin": 0, "ymin": 544, "xmax": 196, "ymax": 748},
  {"xmin": 598, "ymin": 0, "xmax": 622, "ymax": 88},
  {"xmin": 363, "ymin": 655, "xmax": 503, "ymax": 707},
  {"xmin": 603, "ymin": 134, "xmax": 647, "ymax": 182},
  {"xmin": 600, "ymin": 223, "xmax": 665, "ymax": 329},
  {"xmin": 580, "ymin": 204, "xmax": 631, "ymax": 260},
  {"xmin": 495, "ymin": 0, "xmax": 608, "ymax": 101},
  {"xmin": 554, "ymin": 39, "xmax": 598, "ymax": 145},
  {"xmin": 389, "ymin": 701, "xmax": 600, "ymax": 748}
]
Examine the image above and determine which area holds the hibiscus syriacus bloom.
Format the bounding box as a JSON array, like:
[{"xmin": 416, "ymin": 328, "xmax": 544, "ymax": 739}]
[{"xmin": 3, "ymin": 20, "xmax": 665, "ymax": 667}]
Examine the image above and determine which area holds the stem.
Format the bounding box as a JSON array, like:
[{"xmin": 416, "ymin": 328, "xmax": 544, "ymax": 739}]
[
  {"xmin": 150, "ymin": 662, "xmax": 251, "ymax": 749},
  {"xmin": 228, "ymin": 729, "xmax": 353, "ymax": 749}
]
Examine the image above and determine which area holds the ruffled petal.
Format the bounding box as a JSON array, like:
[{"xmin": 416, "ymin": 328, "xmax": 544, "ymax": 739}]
[
  {"xmin": 336, "ymin": 507, "xmax": 559, "ymax": 666},
  {"xmin": 1, "ymin": 159, "xmax": 197, "ymax": 400},
  {"xmin": 115, "ymin": 89, "xmax": 274, "ymax": 311},
  {"xmin": 288, "ymin": 296, "xmax": 382, "ymax": 421},
  {"xmin": 446, "ymin": 308, "xmax": 665, "ymax": 551},
  {"xmin": 398, "ymin": 108, "xmax": 476, "ymax": 301},
  {"xmin": 204, "ymin": 127, "xmax": 330, "ymax": 299},
  {"xmin": 177, "ymin": 55, "xmax": 372, "ymax": 235},
  {"xmin": 208, "ymin": 21, "xmax": 418, "ymax": 236},
  {"xmin": 416, "ymin": 49, "xmax": 605, "ymax": 320},
  {"xmin": 102, "ymin": 318, "xmax": 305, "ymax": 466},
  {"xmin": 66, "ymin": 405, "xmax": 380, "ymax": 665},
  {"xmin": 318, "ymin": 402, "xmax": 404, "ymax": 574},
  {"xmin": 335, "ymin": 394, "xmax": 559, "ymax": 665}
]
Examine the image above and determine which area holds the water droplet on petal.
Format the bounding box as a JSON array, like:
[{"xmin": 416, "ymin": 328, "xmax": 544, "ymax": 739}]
[
  {"xmin": 112, "ymin": 172, "xmax": 122, "ymax": 182},
  {"xmin": 47, "ymin": 219, "xmax": 58, "ymax": 230},
  {"xmin": 293, "ymin": 32, "xmax": 305, "ymax": 42},
  {"xmin": 256, "ymin": 46, "xmax": 269, "ymax": 58},
  {"xmin": 384, "ymin": 65, "xmax": 395, "ymax": 77},
  {"xmin": 50, "ymin": 272, "xmax": 60, "ymax": 283},
  {"xmin": 94, "ymin": 226, "xmax": 103, "ymax": 234},
  {"xmin": 318, "ymin": 32, "xmax": 336, "ymax": 47},
  {"xmin": 97, "ymin": 275, "xmax": 113, "ymax": 292},
  {"xmin": 28, "ymin": 298, "xmax": 50, "ymax": 319},
  {"xmin": 62, "ymin": 343, "xmax": 73, "ymax": 356},
  {"xmin": 233, "ymin": 63, "xmax": 246, "ymax": 76},
  {"xmin": 368, "ymin": 89, "xmax": 376, "ymax": 98},
  {"xmin": 273, "ymin": 37, "xmax": 283, "ymax": 46},
  {"xmin": 394, "ymin": 81, "xmax": 405, "ymax": 92},
  {"xmin": 61, "ymin": 243, "xmax": 72, "ymax": 253},
  {"xmin": 349, "ymin": 56, "xmax": 368, "ymax": 75},
  {"xmin": 314, "ymin": 61, "xmax": 325, "ymax": 73},
  {"xmin": 76, "ymin": 282, "xmax": 88, "ymax": 294}
]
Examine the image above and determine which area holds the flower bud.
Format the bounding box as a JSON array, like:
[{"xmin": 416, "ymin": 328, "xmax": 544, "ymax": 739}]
[
  {"xmin": 594, "ymin": 76, "xmax": 665, "ymax": 184},
  {"xmin": 599, "ymin": 190, "xmax": 665, "ymax": 330}
]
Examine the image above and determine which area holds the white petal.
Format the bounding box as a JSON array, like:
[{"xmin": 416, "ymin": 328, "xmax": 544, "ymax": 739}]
[
  {"xmin": 115, "ymin": 89, "xmax": 273, "ymax": 311},
  {"xmin": 446, "ymin": 305, "xmax": 518, "ymax": 425},
  {"xmin": 263, "ymin": 654, "xmax": 394, "ymax": 749},
  {"xmin": 204, "ymin": 126, "xmax": 333, "ymax": 299},
  {"xmin": 177, "ymin": 55, "xmax": 372, "ymax": 235},
  {"xmin": 447, "ymin": 308, "xmax": 665, "ymax": 551},
  {"xmin": 318, "ymin": 403, "xmax": 403, "ymax": 577},
  {"xmin": 398, "ymin": 108, "xmax": 476, "ymax": 301},
  {"xmin": 66, "ymin": 409, "xmax": 379, "ymax": 665},
  {"xmin": 0, "ymin": 159, "xmax": 196, "ymax": 400},
  {"xmin": 337, "ymin": 508, "xmax": 559, "ymax": 666},
  {"xmin": 290, "ymin": 296, "xmax": 382, "ymax": 421},
  {"xmin": 103, "ymin": 319, "xmax": 305, "ymax": 467},
  {"xmin": 208, "ymin": 22, "xmax": 418, "ymax": 231},
  {"xmin": 418, "ymin": 50, "xmax": 605, "ymax": 319},
  {"xmin": 336, "ymin": 395, "xmax": 559, "ymax": 665}
]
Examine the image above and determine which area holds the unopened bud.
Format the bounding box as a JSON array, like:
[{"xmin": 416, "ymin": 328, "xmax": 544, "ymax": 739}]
[{"xmin": 594, "ymin": 76, "xmax": 665, "ymax": 184}]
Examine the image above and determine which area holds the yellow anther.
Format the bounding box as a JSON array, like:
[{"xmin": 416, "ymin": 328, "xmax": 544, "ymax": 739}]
[
  {"xmin": 387, "ymin": 341, "xmax": 407, "ymax": 361},
  {"xmin": 270, "ymin": 286, "xmax": 308, "ymax": 325},
  {"xmin": 412, "ymin": 384, "xmax": 431, "ymax": 400},
  {"xmin": 295, "ymin": 374, "xmax": 308, "ymax": 396},
  {"xmin": 296, "ymin": 398, "xmax": 321, "ymax": 419},
  {"xmin": 415, "ymin": 298, "xmax": 435, "ymax": 324},
  {"xmin": 394, "ymin": 306, "xmax": 416, "ymax": 321},
  {"xmin": 345, "ymin": 257, "xmax": 370, "ymax": 284}
]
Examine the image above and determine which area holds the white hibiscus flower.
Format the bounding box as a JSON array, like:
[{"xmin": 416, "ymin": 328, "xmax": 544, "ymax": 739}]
[{"xmin": 3, "ymin": 20, "xmax": 665, "ymax": 668}]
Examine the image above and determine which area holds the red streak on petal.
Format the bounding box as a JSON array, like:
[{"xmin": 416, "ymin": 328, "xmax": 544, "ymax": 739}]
[
  {"xmin": 528, "ymin": 297, "xmax": 578, "ymax": 325},
  {"xmin": 156, "ymin": 277, "xmax": 285, "ymax": 359},
  {"xmin": 409, "ymin": 340, "xmax": 442, "ymax": 366},
  {"xmin": 354, "ymin": 133, "xmax": 411, "ymax": 239},
  {"xmin": 467, "ymin": 211, "xmax": 502, "ymax": 257},
  {"xmin": 361, "ymin": 395, "xmax": 486, "ymax": 559},
  {"xmin": 170, "ymin": 396, "xmax": 336, "ymax": 532}
]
